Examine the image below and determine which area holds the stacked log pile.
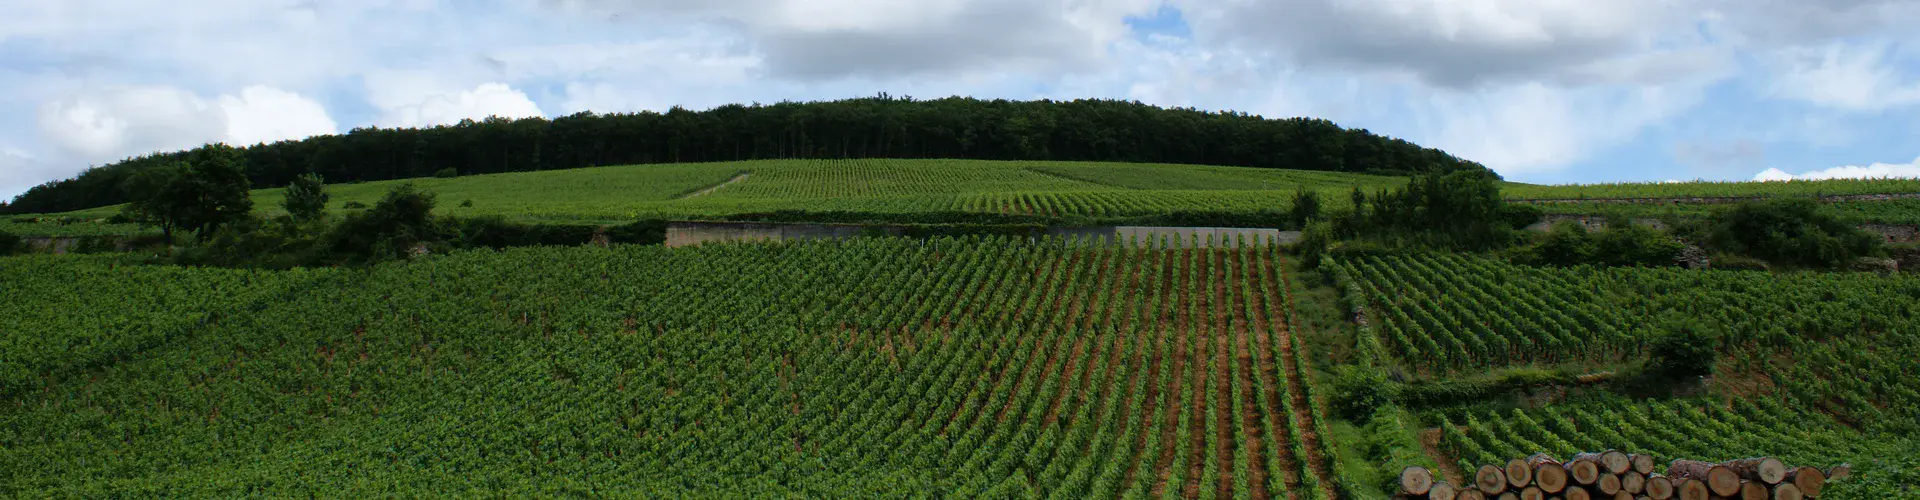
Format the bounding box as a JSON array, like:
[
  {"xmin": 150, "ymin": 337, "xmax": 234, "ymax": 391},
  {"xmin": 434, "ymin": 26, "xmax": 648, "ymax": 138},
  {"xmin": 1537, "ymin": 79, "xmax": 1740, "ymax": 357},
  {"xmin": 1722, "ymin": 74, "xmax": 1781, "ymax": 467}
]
[{"xmin": 1396, "ymin": 451, "xmax": 1848, "ymax": 500}]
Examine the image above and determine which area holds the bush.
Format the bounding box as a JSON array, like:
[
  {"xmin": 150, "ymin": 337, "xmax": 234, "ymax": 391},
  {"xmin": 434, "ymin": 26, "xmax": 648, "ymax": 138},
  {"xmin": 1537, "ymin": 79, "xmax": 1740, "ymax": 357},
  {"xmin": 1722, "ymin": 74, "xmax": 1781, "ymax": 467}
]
[
  {"xmin": 1291, "ymin": 188, "xmax": 1322, "ymax": 227},
  {"xmin": 434, "ymin": 168, "xmax": 458, "ymax": 178},
  {"xmin": 342, "ymin": 201, "xmax": 368, "ymax": 210},
  {"xmin": 178, "ymin": 216, "xmax": 330, "ymax": 269},
  {"xmin": 1330, "ymin": 364, "xmax": 1394, "ymax": 420},
  {"xmin": 1645, "ymin": 317, "xmax": 1719, "ymax": 380},
  {"xmin": 459, "ymin": 199, "xmax": 474, "ymax": 208},
  {"xmin": 1701, "ymin": 198, "xmax": 1882, "ymax": 269},
  {"xmin": 283, "ymin": 173, "xmax": 329, "ymax": 221},
  {"xmin": 1517, "ymin": 220, "xmax": 1684, "ymax": 268},
  {"xmin": 0, "ymin": 231, "xmax": 20, "ymax": 255},
  {"xmin": 327, "ymin": 184, "xmax": 440, "ymax": 263}
]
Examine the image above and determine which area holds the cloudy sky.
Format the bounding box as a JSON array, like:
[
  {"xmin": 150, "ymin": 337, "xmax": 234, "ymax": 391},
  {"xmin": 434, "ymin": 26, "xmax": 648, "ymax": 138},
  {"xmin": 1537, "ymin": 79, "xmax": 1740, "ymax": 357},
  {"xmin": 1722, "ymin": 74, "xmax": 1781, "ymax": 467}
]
[{"xmin": 4, "ymin": 0, "xmax": 1920, "ymax": 200}]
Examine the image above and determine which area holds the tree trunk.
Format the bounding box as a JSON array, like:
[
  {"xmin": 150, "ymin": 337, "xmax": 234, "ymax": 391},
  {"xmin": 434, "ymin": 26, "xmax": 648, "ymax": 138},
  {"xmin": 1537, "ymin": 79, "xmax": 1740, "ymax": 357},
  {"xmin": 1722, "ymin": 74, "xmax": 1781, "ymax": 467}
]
[
  {"xmin": 1477, "ymin": 464, "xmax": 1510, "ymax": 495},
  {"xmin": 1740, "ymin": 481, "xmax": 1770, "ymax": 500},
  {"xmin": 1507, "ymin": 458, "xmax": 1535, "ymax": 489},
  {"xmin": 1565, "ymin": 486, "xmax": 1591, "ymax": 500},
  {"xmin": 1725, "ymin": 457, "xmax": 1786, "ymax": 484},
  {"xmin": 1644, "ymin": 474, "xmax": 1675, "ymax": 500},
  {"xmin": 1630, "ymin": 454, "xmax": 1656, "ymax": 475},
  {"xmin": 1596, "ymin": 473, "xmax": 1622, "ymax": 495},
  {"xmin": 1771, "ymin": 483, "xmax": 1804, "ymax": 500},
  {"xmin": 1673, "ymin": 477, "xmax": 1710, "ymax": 500},
  {"xmin": 1824, "ymin": 464, "xmax": 1850, "ymax": 482},
  {"xmin": 1531, "ymin": 454, "xmax": 1570, "ymax": 493},
  {"xmin": 1601, "ymin": 450, "xmax": 1632, "ymax": 475},
  {"xmin": 1431, "ymin": 481, "xmax": 1458, "ymax": 500},
  {"xmin": 1621, "ymin": 471, "xmax": 1646, "ymax": 495},
  {"xmin": 1520, "ymin": 486, "xmax": 1546, "ymax": 500},
  {"xmin": 1459, "ymin": 490, "xmax": 1488, "ymax": 500},
  {"xmin": 1398, "ymin": 466, "xmax": 1434, "ymax": 496},
  {"xmin": 1569, "ymin": 453, "xmax": 1605, "ymax": 485},
  {"xmin": 1669, "ymin": 460, "xmax": 1741, "ymax": 497},
  {"xmin": 1785, "ymin": 467, "xmax": 1824, "ymax": 497}
]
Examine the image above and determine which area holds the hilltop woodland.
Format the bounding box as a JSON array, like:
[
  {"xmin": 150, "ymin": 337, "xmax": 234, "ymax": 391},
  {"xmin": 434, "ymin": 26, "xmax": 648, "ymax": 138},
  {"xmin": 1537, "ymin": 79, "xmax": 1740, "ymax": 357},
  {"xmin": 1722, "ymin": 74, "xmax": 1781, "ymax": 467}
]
[{"xmin": 2, "ymin": 99, "xmax": 1916, "ymax": 498}]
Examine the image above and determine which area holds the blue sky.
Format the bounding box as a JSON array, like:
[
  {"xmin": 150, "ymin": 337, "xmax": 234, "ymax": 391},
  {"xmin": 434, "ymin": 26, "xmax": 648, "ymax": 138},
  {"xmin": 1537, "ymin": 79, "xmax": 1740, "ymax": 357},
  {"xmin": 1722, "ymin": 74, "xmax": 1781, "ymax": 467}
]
[{"xmin": 3, "ymin": 0, "xmax": 1918, "ymax": 199}]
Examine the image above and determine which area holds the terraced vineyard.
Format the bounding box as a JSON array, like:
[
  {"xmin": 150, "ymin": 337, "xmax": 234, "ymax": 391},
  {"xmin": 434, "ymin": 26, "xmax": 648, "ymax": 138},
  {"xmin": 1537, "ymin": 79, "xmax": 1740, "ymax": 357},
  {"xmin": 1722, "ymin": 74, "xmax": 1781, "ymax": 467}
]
[
  {"xmin": 2, "ymin": 235, "xmax": 1347, "ymax": 497},
  {"xmin": 1329, "ymin": 253, "xmax": 1920, "ymax": 391},
  {"xmin": 33, "ymin": 159, "xmax": 1403, "ymax": 231}
]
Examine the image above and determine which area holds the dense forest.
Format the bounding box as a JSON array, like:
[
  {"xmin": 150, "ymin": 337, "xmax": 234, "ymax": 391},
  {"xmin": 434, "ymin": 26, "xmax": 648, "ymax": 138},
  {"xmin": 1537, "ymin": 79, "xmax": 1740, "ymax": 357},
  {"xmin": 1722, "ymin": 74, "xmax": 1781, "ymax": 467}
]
[{"xmin": 5, "ymin": 96, "xmax": 1490, "ymax": 215}]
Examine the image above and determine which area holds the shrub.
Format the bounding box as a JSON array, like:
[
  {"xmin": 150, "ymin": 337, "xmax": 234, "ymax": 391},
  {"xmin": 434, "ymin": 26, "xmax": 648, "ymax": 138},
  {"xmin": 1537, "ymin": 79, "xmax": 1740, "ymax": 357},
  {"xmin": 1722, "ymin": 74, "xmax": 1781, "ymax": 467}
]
[
  {"xmin": 434, "ymin": 168, "xmax": 458, "ymax": 178},
  {"xmin": 1330, "ymin": 364, "xmax": 1394, "ymax": 420},
  {"xmin": 0, "ymin": 230, "xmax": 20, "ymax": 255},
  {"xmin": 1702, "ymin": 198, "xmax": 1882, "ymax": 269},
  {"xmin": 1290, "ymin": 188, "xmax": 1322, "ymax": 228},
  {"xmin": 283, "ymin": 173, "xmax": 329, "ymax": 221},
  {"xmin": 1645, "ymin": 317, "xmax": 1719, "ymax": 380},
  {"xmin": 327, "ymin": 184, "xmax": 440, "ymax": 263},
  {"xmin": 459, "ymin": 199, "xmax": 474, "ymax": 208},
  {"xmin": 342, "ymin": 201, "xmax": 368, "ymax": 210}
]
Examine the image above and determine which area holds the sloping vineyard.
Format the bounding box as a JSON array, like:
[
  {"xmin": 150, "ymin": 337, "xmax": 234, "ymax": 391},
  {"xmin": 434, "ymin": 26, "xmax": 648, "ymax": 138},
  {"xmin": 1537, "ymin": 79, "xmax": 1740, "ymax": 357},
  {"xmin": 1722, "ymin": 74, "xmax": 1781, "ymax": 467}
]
[
  {"xmin": 1, "ymin": 236, "xmax": 1338, "ymax": 497},
  {"xmin": 1435, "ymin": 397, "xmax": 1883, "ymax": 477},
  {"xmin": 1328, "ymin": 254, "xmax": 1920, "ymax": 397}
]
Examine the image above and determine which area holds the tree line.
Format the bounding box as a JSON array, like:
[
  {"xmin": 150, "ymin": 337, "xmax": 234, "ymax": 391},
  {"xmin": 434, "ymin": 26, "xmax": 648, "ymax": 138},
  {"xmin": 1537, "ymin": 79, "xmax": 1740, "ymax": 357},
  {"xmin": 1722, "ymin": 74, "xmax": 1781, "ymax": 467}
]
[{"xmin": 4, "ymin": 95, "xmax": 1491, "ymax": 215}]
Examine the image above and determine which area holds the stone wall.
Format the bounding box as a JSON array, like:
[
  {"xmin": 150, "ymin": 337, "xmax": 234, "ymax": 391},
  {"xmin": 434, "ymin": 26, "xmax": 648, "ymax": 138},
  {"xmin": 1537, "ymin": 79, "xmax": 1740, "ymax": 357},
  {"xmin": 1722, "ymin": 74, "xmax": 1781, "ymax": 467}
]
[{"xmin": 664, "ymin": 221, "xmax": 1303, "ymax": 248}]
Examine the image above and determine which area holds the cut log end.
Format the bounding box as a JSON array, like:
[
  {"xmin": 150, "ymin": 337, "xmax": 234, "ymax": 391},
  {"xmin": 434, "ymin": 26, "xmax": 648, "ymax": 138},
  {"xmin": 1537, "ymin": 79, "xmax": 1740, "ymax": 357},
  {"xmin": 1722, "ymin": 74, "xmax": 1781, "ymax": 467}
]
[
  {"xmin": 1740, "ymin": 481, "xmax": 1769, "ymax": 500},
  {"xmin": 1787, "ymin": 466, "xmax": 1825, "ymax": 497},
  {"xmin": 1431, "ymin": 481, "xmax": 1460, "ymax": 500},
  {"xmin": 1459, "ymin": 490, "xmax": 1488, "ymax": 500},
  {"xmin": 1630, "ymin": 454, "xmax": 1657, "ymax": 475},
  {"xmin": 1569, "ymin": 460, "xmax": 1602, "ymax": 485},
  {"xmin": 1675, "ymin": 478, "xmax": 1710, "ymax": 500},
  {"xmin": 1566, "ymin": 487, "xmax": 1592, "ymax": 500},
  {"xmin": 1825, "ymin": 464, "xmax": 1850, "ymax": 481},
  {"xmin": 1478, "ymin": 464, "xmax": 1510, "ymax": 494},
  {"xmin": 1622, "ymin": 471, "xmax": 1647, "ymax": 495},
  {"xmin": 1400, "ymin": 466, "xmax": 1435, "ymax": 496},
  {"xmin": 1772, "ymin": 483, "xmax": 1804, "ymax": 500},
  {"xmin": 1508, "ymin": 458, "xmax": 1536, "ymax": 488},
  {"xmin": 1521, "ymin": 486, "xmax": 1547, "ymax": 500},
  {"xmin": 1597, "ymin": 472, "xmax": 1623, "ymax": 495},
  {"xmin": 1670, "ymin": 460, "xmax": 1741, "ymax": 497},
  {"xmin": 1726, "ymin": 457, "xmax": 1787, "ymax": 484},
  {"xmin": 1536, "ymin": 463, "xmax": 1570, "ymax": 493},
  {"xmin": 1602, "ymin": 450, "xmax": 1632, "ymax": 475},
  {"xmin": 1645, "ymin": 474, "xmax": 1675, "ymax": 500}
]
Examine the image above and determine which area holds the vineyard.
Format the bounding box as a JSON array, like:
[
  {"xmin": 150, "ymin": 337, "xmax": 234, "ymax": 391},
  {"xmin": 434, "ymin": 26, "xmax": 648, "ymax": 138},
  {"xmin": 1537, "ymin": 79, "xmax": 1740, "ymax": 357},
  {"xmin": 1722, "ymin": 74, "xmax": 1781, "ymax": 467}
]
[
  {"xmin": 1324, "ymin": 252, "xmax": 1919, "ymax": 498},
  {"xmin": 16, "ymin": 159, "xmax": 1920, "ymax": 239},
  {"xmin": 2, "ymin": 235, "xmax": 1353, "ymax": 497},
  {"xmin": 1501, "ymin": 178, "xmax": 1920, "ymax": 200}
]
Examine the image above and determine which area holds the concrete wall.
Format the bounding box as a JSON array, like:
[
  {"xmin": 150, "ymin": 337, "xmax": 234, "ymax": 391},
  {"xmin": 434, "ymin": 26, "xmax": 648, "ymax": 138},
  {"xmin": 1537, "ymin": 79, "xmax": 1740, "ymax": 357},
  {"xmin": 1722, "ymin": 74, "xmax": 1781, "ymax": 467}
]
[
  {"xmin": 1112, "ymin": 226, "xmax": 1300, "ymax": 248},
  {"xmin": 666, "ymin": 222, "xmax": 885, "ymax": 247},
  {"xmin": 665, "ymin": 221, "xmax": 1303, "ymax": 248}
]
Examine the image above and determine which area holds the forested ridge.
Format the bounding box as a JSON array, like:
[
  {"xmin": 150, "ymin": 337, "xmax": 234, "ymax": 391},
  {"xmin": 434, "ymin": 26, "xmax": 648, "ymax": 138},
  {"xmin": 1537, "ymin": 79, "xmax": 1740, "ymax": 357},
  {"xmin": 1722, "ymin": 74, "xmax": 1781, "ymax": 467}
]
[{"xmin": 5, "ymin": 95, "xmax": 1489, "ymax": 215}]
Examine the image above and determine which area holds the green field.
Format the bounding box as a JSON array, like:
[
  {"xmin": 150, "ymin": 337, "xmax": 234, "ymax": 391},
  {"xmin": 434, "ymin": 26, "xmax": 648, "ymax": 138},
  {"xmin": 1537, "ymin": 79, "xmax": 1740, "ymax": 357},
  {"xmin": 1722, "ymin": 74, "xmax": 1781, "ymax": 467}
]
[
  {"xmin": 14, "ymin": 159, "xmax": 1920, "ymax": 239},
  {"xmin": 45, "ymin": 159, "xmax": 1404, "ymax": 224}
]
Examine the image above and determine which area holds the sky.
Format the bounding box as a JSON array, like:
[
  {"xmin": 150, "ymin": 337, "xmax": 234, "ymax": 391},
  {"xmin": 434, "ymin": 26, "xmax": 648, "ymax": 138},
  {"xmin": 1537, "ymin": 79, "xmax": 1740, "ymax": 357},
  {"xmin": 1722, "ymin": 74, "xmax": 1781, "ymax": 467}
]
[{"xmin": 3, "ymin": 0, "xmax": 1920, "ymax": 200}]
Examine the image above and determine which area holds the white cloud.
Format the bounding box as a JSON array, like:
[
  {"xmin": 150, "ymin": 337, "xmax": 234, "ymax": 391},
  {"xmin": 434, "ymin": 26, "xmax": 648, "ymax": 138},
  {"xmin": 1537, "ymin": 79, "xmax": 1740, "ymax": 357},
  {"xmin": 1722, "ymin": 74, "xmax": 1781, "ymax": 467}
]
[
  {"xmin": 1753, "ymin": 156, "xmax": 1920, "ymax": 181},
  {"xmin": 28, "ymin": 85, "xmax": 336, "ymax": 190},
  {"xmin": 37, "ymin": 86, "xmax": 227, "ymax": 160},
  {"xmin": 375, "ymin": 83, "xmax": 545, "ymax": 128},
  {"xmin": 220, "ymin": 86, "xmax": 339, "ymax": 146},
  {"xmin": 1767, "ymin": 42, "xmax": 1920, "ymax": 111}
]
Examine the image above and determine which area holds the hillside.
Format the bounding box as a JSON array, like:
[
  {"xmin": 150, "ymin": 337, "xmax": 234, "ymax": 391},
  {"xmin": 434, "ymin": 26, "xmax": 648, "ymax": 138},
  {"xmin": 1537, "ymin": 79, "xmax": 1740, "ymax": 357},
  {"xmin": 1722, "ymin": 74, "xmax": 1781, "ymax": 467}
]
[
  {"xmin": 2, "ymin": 96, "xmax": 1488, "ymax": 215},
  {"xmin": 4, "ymin": 237, "xmax": 1915, "ymax": 497},
  {"xmin": 11, "ymin": 159, "xmax": 1410, "ymax": 236},
  {"xmin": 15, "ymin": 159, "xmax": 1920, "ymax": 239}
]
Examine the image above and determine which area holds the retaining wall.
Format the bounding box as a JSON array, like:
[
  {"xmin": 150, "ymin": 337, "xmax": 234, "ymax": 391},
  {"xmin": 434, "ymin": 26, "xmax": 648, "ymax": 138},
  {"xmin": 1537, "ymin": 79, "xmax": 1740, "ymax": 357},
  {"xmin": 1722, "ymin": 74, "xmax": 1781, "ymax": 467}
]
[{"xmin": 664, "ymin": 221, "xmax": 1302, "ymax": 248}]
